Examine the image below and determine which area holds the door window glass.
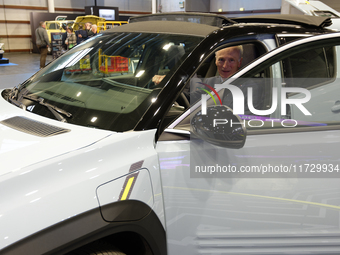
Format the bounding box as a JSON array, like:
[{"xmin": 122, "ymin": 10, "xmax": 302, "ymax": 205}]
[
  {"xmin": 227, "ymin": 37, "xmax": 340, "ymax": 131},
  {"xmin": 186, "ymin": 42, "xmax": 267, "ymax": 106},
  {"xmin": 48, "ymin": 23, "xmax": 56, "ymax": 30}
]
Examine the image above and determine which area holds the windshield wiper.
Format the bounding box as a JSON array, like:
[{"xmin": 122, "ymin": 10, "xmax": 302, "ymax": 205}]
[
  {"xmin": 8, "ymin": 86, "xmax": 19, "ymax": 100},
  {"xmin": 8, "ymin": 97, "xmax": 26, "ymax": 110},
  {"xmin": 23, "ymin": 94, "xmax": 72, "ymax": 123}
]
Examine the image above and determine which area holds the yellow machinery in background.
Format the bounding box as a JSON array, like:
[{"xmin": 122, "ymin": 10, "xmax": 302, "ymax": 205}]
[
  {"xmin": 45, "ymin": 16, "xmax": 74, "ymax": 43},
  {"xmin": 72, "ymin": 15, "xmax": 106, "ymax": 31},
  {"xmin": 97, "ymin": 21, "xmax": 128, "ymax": 32},
  {"xmin": 47, "ymin": 15, "xmax": 128, "ymax": 40},
  {"xmin": 98, "ymin": 49, "xmax": 130, "ymax": 74}
]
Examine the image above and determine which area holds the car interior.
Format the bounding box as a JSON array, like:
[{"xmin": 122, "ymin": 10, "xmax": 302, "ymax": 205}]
[{"xmin": 161, "ymin": 42, "xmax": 269, "ymax": 131}]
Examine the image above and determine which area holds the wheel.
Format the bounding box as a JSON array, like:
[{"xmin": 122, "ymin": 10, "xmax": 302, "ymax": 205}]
[{"xmin": 66, "ymin": 241, "xmax": 126, "ymax": 255}]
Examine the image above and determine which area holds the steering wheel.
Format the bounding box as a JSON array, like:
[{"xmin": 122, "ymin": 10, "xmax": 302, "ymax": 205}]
[{"xmin": 175, "ymin": 92, "xmax": 190, "ymax": 109}]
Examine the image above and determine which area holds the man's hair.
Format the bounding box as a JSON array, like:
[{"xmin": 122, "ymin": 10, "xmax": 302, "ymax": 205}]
[
  {"xmin": 215, "ymin": 45, "xmax": 243, "ymax": 61},
  {"xmin": 39, "ymin": 21, "xmax": 45, "ymax": 27}
]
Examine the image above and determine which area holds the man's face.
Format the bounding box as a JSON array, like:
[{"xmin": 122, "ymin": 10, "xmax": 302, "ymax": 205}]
[{"xmin": 215, "ymin": 47, "xmax": 242, "ymax": 79}]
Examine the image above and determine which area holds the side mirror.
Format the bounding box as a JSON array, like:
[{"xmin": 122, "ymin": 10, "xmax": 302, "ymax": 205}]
[{"xmin": 191, "ymin": 105, "xmax": 246, "ymax": 149}]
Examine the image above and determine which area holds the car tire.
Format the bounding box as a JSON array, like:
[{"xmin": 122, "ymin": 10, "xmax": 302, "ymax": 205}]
[{"xmin": 66, "ymin": 241, "xmax": 126, "ymax": 255}]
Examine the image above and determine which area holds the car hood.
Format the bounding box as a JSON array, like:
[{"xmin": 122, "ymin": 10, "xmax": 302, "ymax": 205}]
[{"xmin": 0, "ymin": 94, "xmax": 113, "ymax": 177}]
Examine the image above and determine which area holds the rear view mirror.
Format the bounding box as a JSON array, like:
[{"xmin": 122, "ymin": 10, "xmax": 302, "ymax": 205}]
[{"xmin": 191, "ymin": 105, "xmax": 246, "ymax": 149}]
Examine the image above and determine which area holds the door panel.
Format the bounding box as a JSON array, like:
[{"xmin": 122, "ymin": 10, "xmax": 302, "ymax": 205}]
[
  {"xmin": 157, "ymin": 130, "xmax": 340, "ymax": 255},
  {"xmin": 157, "ymin": 33, "xmax": 340, "ymax": 255}
]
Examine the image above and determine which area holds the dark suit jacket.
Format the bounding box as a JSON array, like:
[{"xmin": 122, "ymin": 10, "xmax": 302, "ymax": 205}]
[
  {"xmin": 75, "ymin": 29, "xmax": 88, "ymax": 44},
  {"xmin": 187, "ymin": 76, "xmax": 263, "ymax": 114}
]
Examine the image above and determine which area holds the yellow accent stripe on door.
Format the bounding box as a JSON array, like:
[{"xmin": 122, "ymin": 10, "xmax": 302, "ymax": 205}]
[{"xmin": 120, "ymin": 177, "xmax": 135, "ymax": 200}]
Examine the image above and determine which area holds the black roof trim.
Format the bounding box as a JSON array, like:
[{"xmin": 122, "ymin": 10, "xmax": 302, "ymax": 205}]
[
  {"xmin": 129, "ymin": 12, "xmax": 236, "ymax": 27},
  {"xmin": 231, "ymin": 14, "xmax": 332, "ymax": 28},
  {"xmin": 129, "ymin": 13, "xmax": 332, "ymax": 29}
]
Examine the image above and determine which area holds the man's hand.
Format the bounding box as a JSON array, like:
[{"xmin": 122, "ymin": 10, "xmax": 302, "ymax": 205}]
[{"xmin": 152, "ymin": 75, "xmax": 166, "ymax": 85}]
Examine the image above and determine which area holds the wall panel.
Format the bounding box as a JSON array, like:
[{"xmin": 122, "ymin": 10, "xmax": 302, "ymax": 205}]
[
  {"xmin": 160, "ymin": 0, "xmax": 183, "ymax": 13},
  {"xmin": 211, "ymin": 0, "xmax": 282, "ymax": 11},
  {"xmin": 2, "ymin": 0, "xmax": 46, "ymax": 6},
  {"xmin": 210, "ymin": 0, "xmax": 281, "ymax": 17},
  {"xmin": 3, "ymin": 8, "xmax": 32, "ymax": 20},
  {"xmin": 54, "ymin": 0, "xmax": 93, "ymax": 9},
  {"xmin": 7, "ymin": 38, "xmax": 31, "ymax": 51},
  {"xmin": 6, "ymin": 23, "xmax": 31, "ymax": 35},
  {"xmin": 1, "ymin": 0, "xmax": 286, "ymax": 52},
  {"xmin": 100, "ymin": 0, "xmax": 152, "ymax": 12},
  {"xmin": 0, "ymin": 7, "xmax": 4, "ymax": 20},
  {"xmin": 185, "ymin": 0, "xmax": 210, "ymax": 13},
  {"xmin": 0, "ymin": 25, "xmax": 6, "ymax": 35},
  {"xmin": 0, "ymin": 0, "xmax": 152, "ymax": 52}
]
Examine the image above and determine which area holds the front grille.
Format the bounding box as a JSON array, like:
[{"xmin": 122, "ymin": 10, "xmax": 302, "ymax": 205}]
[{"xmin": 0, "ymin": 116, "xmax": 70, "ymax": 137}]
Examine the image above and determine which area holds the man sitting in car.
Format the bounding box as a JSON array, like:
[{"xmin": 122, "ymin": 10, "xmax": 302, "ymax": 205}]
[
  {"xmin": 152, "ymin": 45, "xmax": 263, "ymax": 113},
  {"xmin": 188, "ymin": 45, "xmax": 244, "ymax": 104}
]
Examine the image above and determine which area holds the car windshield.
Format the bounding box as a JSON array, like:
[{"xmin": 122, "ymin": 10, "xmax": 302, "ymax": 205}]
[{"xmin": 15, "ymin": 32, "xmax": 202, "ymax": 132}]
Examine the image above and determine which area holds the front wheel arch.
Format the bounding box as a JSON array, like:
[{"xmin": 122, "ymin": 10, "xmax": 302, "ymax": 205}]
[{"xmin": 1, "ymin": 201, "xmax": 166, "ymax": 255}]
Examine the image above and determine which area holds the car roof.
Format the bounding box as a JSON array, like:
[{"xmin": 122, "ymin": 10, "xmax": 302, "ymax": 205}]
[
  {"xmin": 129, "ymin": 12, "xmax": 235, "ymax": 27},
  {"xmin": 128, "ymin": 12, "xmax": 332, "ymax": 29},
  {"xmin": 104, "ymin": 18, "xmax": 331, "ymax": 39},
  {"xmin": 107, "ymin": 13, "xmax": 333, "ymax": 38},
  {"xmin": 104, "ymin": 20, "xmax": 219, "ymax": 37}
]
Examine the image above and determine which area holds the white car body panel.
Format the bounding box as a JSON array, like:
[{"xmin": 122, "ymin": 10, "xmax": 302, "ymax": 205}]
[
  {"xmin": 0, "ymin": 98, "xmax": 164, "ymax": 249},
  {"xmin": 284, "ymin": 0, "xmax": 340, "ymax": 31},
  {"xmin": 2, "ymin": 17, "xmax": 340, "ymax": 254},
  {"xmin": 159, "ymin": 32, "xmax": 340, "ymax": 254},
  {"xmin": 0, "ymin": 90, "xmax": 114, "ymax": 176},
  {"xmin": 97, "ymin": 168, "xmax": 154, "ymax": 208},
  {"xmin": 157, "ymin": 131, "xmax": 340, "ymax": 254}
]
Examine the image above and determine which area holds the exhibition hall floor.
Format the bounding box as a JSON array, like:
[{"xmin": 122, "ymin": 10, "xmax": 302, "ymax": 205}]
[{"xmin": 0, "ymin": 53, "xmax": 53, "ymax": 90}]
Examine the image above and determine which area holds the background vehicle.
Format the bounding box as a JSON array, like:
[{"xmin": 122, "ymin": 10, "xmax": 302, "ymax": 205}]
[
  {"xmin": 97, "ymin": 21, "xmax": 128, "ymax": 32},
  {"xmin": 46, "ymin": 15, "xmax": 110, "ymax": 43},
  {"xmin": 1, "ymin": 13, "xmax": 339, "ymax": 255},
  {"xmin": 46, "ymin": 16, "xmax": 74, "ymax": 42},
  {"xmin": 72, "ymin": 15, "xmax": 106, "ymax": 32}
]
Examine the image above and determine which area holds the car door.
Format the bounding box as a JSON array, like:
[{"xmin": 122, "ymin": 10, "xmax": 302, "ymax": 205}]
[{"xmin": 156, "ymin": 33, "xmax": 340, "ymax": 255}]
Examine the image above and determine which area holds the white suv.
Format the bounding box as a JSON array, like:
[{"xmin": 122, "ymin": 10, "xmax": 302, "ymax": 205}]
[{"xmin": 1, "ymin": 13, "xmax": 340, "ymax": 255}]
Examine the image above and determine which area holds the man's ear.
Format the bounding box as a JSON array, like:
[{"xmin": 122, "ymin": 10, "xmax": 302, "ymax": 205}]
[{"xmin": 238, "ymin": 57, "xmax": 243, "ymax": 68}]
